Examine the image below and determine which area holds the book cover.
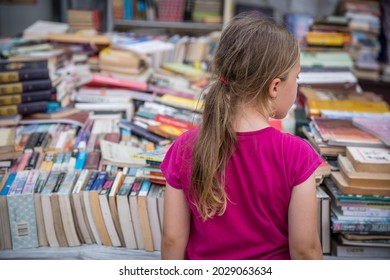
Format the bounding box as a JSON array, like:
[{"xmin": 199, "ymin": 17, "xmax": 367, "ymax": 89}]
[
  {"xmin": 82, "ymin": 73, "xmax": 148, "ymax": 92},
  {"xmin": 7, "ymin": 190, "xmax": 39, "ymax": 249},
  {"xmin": 0, "ymin": 79, "xmax": 52, "ymax": 95},
  {"xmin": 352, "ymin": 116, "xmax": 390, "ymax": 146},
  {"xmin": 132, "ymin": 147, "xmax": 169, "ymax": 163},
  {"xmin": 346, "ymin": 146, "xmax": 390, "ymax": 174},
  {"xmin": 0, "ymin": 101, "xmax": 48, "ymax": 117},
  {"xmin": 306, "ymin": 99, "xmax": 389, "ymax": 117},
  {"xmin": 312, "ymin": 117, "xmax": 386, "ymax": 148}
]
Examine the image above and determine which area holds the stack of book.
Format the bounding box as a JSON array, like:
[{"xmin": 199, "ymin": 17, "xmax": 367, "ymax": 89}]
[
  {"xmin": 340, "ymin": 0, "xmax": 382, "ymax": 81},
  {"xmin": 322, "ymin": 145, "xmax": 390, "ymax": 258},
  {"xmin": 67, "ymin": 9, "xmax": 102, "ymax": 32},
  {"xmin": 98, "ymin": 47, "xmax": 147, "ymax": 76},
  {"xmin": 0, "ymin": 59, "xmax": 52, "ymax": 118}
]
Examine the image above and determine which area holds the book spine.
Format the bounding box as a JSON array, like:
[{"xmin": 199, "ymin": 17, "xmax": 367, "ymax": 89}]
[
  {"xmin": 120, "ymin": 121, "xmax": 170, "ymax": 145},
  {"xmin": 0, "ymin": 173, "xmax": 16, "ymax": 196},
  {"xmin": 0, "ymin": 90, "xmax": 51, "ymax": 106},
  {"xmin": 0, "ymin": 101, "xmax": 48, "ymax": 117},
  {"xmin": 25, "ymin": 151, "xmax": 40, "ymax": 170},
  {"xmin": 24, "ymin": 132, "xmax": 41, "ymax": 151},
  {"xmin": 156, "ymin": 114, "xmax": 195, "ymax": 130},
  {"xmin": 84, "ymin": 170, "xmax": 99, "ymax": 191},
  {"xmin": 90, "ymin": 171, "xmax": 108, "ymax": 191},
  {"xmin": 74, "ymin": 150, "xmax": 88, "ymax": 171},
  {"xmin": 0, "ymin": 60, "xmax": 48, "ymax": 71},
  {"xmin": 0, "ymin": 79, "xmax": 52, "ymax": 94},
  {"xmin": 0, "ymin": 68, "xmax": 50, "ymax": 83},
  {"xmin": 22, "ymin": 170, "xmax": 41, "ymax": 194}
]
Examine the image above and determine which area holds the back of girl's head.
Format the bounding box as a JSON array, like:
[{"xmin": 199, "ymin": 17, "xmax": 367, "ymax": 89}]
[
  {"xmin": 214, "ymin": 12, "xmax": 299, "ymax": 112},
  {"xmin": 191, "ymin": 12, "xmax": 299, "ymax": 221}
]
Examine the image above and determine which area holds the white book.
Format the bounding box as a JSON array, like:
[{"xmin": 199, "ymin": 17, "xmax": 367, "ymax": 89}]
[
  {"xmin": 117, "ymin": 171, "xmax": 138, "ymax": 249},
  {"xmin": 58, "ymin": 171, "xmax": 80, "ymax": 247},
  {"xmin": 147, "ymin": 184, "xmax": 162, "ymax": 251},
  {"xmin": 40, "ymin": 172, "xmax": 61, "ymax": 248},
  {"xmin": 70, "ymin": 169, "xmax": 94, "ymax": 244}
]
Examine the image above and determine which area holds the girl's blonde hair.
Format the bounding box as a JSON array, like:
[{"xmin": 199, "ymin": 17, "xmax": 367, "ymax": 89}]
[{"xmin": 190, "ymin": 12, "xmax": 300, "ymax": 221}]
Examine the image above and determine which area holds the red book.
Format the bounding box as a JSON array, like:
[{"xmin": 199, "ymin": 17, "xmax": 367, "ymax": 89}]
[{"xmin": 83, "ymin": 74, "xmax": 148, "ymax": 92}]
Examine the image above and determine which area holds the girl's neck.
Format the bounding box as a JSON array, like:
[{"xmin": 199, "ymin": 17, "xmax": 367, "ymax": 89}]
[{"xmin": 234, "ymin": 107, "xmax": 270, "ymax": 132}]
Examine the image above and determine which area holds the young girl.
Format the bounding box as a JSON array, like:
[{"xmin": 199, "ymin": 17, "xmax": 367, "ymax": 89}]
[{"xmin": 160, "ymin": 12, "xmax": 323, "ymax": 260}]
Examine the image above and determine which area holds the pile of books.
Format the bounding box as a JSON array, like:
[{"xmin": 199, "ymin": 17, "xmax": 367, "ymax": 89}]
[{"xmin": 323, "ymin": 146, "xmax": 390, "ymax": 258}]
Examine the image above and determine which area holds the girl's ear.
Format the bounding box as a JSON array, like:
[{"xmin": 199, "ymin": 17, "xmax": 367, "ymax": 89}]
[{"xmin": 268, "ymin": 78, "xmax": 281, "ymax": 99}]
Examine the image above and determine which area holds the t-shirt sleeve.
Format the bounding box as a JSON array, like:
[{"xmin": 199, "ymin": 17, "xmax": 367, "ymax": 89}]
[
  {"xmin": 160, "ymin": 135, "xmax": 185, "ymax": 190},
  {"xmin": 285, "ymin": 135, "xmax": 323, "ymax": 187}
]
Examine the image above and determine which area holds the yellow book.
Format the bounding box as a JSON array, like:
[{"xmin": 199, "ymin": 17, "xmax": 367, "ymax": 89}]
[
  {"xmin": 306, "ymin": 99, "xmax": 389, "ymax": 117},
  {"xmin": 159, "ymin": 95, "xmax": 204, "ymax": 112}
]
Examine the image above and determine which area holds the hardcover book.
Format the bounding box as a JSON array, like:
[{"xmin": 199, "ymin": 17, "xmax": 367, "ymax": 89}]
[
  {"xmin": 0, "ymin": 68, "xmax": 50, "ymax": 83},
  {"xmin": 0, "ymin": 79, "xmax": 52, "ymax": 95},
  {"xmin": 346, "ymin": 146, "xmax": 390, "ymax": 173},
  {"xmin": 0, "ymin": 101, "xmax": 48, "ymax": 117},
  {"xmin": 0, "ymin": 59, "xmax": 48, "ymax": 72},
  {"xmin": 0, "ymin": 90, "xmax": 51, "ymax": 106}
]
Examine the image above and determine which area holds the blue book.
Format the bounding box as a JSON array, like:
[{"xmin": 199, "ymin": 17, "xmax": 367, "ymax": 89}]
[
  {"xmin": 84, "ymin": 170, "xmax": 99, "ymax": 191},
  {"xmin": 0, "ymin": 173, "xmax": 16, "ymax": 196},
  {"xmin": 74, "ymin": 150, "xmax": 88, "ymax": 170},
  {"xmin": 123, "ymin": 0, "xmax": 134, "ymax": 20},
  {"xmin": 90, "ymin": 171, "xmax": 108, "ymax": 191}
]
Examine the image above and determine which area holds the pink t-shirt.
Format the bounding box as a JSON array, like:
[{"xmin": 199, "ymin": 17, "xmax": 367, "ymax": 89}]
[{"xmin": 160, "ymin": 127, "xmax": 323, "ymax": 260}]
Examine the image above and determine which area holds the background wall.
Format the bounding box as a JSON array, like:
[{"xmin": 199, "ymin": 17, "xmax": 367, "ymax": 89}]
[{"xmin": 0, "ymin": 0, "xmax": 60, "ymax": 37}]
